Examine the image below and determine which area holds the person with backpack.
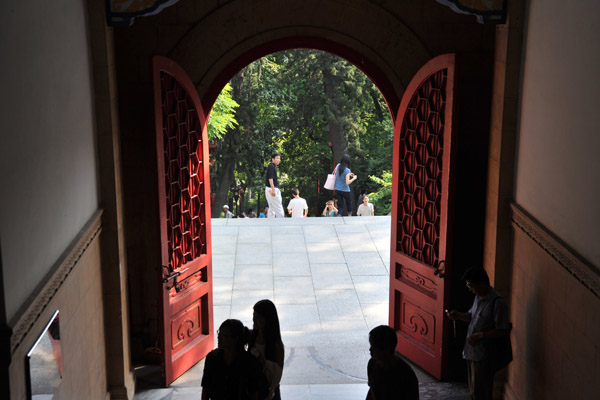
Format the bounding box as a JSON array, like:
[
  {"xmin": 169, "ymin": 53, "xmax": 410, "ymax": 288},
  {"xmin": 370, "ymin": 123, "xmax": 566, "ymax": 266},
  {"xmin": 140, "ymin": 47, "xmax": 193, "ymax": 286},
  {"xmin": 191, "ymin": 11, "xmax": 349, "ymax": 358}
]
[{"xmin": 446, "ymin": 267, "xmax": 512, "ymax": 400}]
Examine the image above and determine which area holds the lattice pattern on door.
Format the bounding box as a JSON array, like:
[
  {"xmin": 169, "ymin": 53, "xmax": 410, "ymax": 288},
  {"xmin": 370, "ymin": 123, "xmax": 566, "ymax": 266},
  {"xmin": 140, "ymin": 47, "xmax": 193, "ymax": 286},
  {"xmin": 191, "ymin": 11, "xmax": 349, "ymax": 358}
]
[
  {"xmin": 395, "ymin": 69, "xmax": 447, "ymax": 267},
  {"xmin": 160, "ymin": 72, "xmax": 207, "ymax": 272}
]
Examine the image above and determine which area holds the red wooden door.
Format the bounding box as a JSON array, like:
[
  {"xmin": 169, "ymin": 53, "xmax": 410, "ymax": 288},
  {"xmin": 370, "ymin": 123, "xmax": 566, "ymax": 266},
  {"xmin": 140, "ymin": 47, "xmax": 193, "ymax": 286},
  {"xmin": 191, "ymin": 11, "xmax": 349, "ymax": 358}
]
[
  {"xmin": 153, "ymin": 56, "xmax": 214, "ymax": 386},
  {"xmin": 389, "ymin": 54, "xmax": 457, "ymax": 379}
]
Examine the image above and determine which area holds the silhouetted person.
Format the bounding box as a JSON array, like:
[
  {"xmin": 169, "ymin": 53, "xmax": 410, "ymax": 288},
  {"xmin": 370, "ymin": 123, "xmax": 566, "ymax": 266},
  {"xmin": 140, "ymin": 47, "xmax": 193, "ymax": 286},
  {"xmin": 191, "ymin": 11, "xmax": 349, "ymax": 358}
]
[
  {"xmin": 201, "ymin": 319, "xmax": 261, "ymax": 400},
  {"xmin": 249, "ymin": 300, "xmax": 285, "ymax": 400},
  {"xmin": 334, "ymin": 154, "xmax": 357, "ymax": 216},
  {"xmin": 366, "ymin": 325, "xmax": 419, "ymax": 400},
  {"xmin": 446, "ymin": 267, "xmax": 510, "ymax": 400}
]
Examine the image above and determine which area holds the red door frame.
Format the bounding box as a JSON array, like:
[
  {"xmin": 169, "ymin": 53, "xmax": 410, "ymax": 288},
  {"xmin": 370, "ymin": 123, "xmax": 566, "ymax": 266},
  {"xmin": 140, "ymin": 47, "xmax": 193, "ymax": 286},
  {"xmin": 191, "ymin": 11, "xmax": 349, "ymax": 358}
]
[
  {"xmin": 153, "ymin": 56, "xmax": 214, "ymax": 386},
  {"xmin": 389, "ymin": 54, "xmax": 457, "ymax": 379}
]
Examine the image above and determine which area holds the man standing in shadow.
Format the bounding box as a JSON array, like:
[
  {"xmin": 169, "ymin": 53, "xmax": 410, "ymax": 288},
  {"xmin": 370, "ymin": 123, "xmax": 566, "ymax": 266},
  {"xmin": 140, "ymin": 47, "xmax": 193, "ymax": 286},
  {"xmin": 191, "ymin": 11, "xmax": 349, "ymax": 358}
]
[
  {"xmin": 446, "ymin": 267, "xmax": 511, "ymax": 400},
  {"xmin": 366, "ymin": 325, "xmax": 419, "ymax": 400}
]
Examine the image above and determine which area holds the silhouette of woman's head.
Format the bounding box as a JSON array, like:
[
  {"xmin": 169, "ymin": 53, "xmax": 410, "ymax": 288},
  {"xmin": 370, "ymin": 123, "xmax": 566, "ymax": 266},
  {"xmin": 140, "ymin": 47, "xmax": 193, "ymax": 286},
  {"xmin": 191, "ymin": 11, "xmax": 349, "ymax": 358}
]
[
  {"xmin": 218, "ymin": 319, "xmax": 249, "ymax": 352},
  {"xmin": 253, "ymin": 300, "xmax": 281, "ymax": 338}
]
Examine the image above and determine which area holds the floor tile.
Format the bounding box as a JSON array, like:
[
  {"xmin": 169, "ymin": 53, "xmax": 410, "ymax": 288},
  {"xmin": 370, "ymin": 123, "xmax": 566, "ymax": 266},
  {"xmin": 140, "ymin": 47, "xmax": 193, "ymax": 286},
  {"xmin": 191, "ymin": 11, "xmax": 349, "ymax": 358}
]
[
  {"xmin": 306, "ymin": 242, "xmax": 346, "ymax": 263},
  {"xmin": 278, "ymin": 304, "xmax": 322, "ymax": 331},
  {"xmin": 272, "ymin": 234, "xmax": 307, "ymax": 253},
  {"xmin": 211, "ymin": 254, "xmax": 235, "ymax": 277},
  {"xmin": 310, "ymin": 264, "xmax": 353, "ymax": 290},
  {"xmin": 344, "ymin": 252, "xmax": 389, "ymax": 276},
  {"xmin": 337, "ymin": 232, "xmax": 379, "ymax": 252},
  {"xmin": 334, "ymin": 224, "xmax": 368, "ymax": 233},
  {"xmin": 273, "ymin": 253, "xmax": 311, "ymax": 276},
  {"xmin": 230, "ymin": 289, "xmax": 274, "ymax": 326},
  {"xmin": 353, "ymin": 275, "xmax": 390, "ymax": 303},
  {"xmin": 309, "ymin": 383, "xmax": 369, "ymax": 399},
  {"xmin": 279, "ymin": 384, "xmax": 310, "ymax": 400},
  {"xmin": 237, "ymin": 226, "xmax": 272, "ymax": 243},
  {"xmin": 134, "ymin": 388, "xmax": 173, "ymax": 400},
  {"xmin": 275, "ymin": 276, "xmax": 316, "ymax": 304},
  {"xmin": 171, "ymin": 387, "xmax": 203, "ymax": 399},
  {"xmin": 210, "ymin": 225, "xmax": 238, "ymax": 235},
  {"xmin": 315, "ymin": 289, "xmax": 363, "ymax": 320},
  {"xmin": 212, "ymin": 305, "xmax": 231, "ymax": 329},
  {"xmin": 212, "ymin": 277, "xmax": 233, "ymax": 305},
  {"xmin": 233, "ymin": 264, "xmax": 273, "ymax": 291},
  {"xmin": 272, "ymin": 225, "xmax": 304, "ymax": 235},
  {"xmin": 303, "ymin": 225, "xmax": 339, "ymax": 242},
  {"xmin": 211, "ymin": 238, "xmax": 236, "ymax": 254},
  {"xmin": 235, "ymin": 243, "xmax": 272, "ymax": 264},
  {"xmin": 360, "ymin": 303, "xmax": 389, "ymax": 330}
]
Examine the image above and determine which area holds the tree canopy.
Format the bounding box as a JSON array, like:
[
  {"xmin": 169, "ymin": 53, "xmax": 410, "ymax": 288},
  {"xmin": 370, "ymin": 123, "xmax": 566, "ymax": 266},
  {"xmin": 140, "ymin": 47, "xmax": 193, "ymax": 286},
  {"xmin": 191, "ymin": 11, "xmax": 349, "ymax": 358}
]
[{"xmin": 208, "ymin": 50, "xmax": 393, "ymax": 217}]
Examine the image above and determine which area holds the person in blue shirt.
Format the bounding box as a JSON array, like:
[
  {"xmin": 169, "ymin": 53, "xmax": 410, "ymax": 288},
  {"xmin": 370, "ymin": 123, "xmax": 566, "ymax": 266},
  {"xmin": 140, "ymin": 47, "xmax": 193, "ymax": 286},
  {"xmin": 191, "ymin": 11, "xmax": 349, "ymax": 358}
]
[{"xmin": 334, "ymin": 154, "xmax": 358, "ymax": 216}]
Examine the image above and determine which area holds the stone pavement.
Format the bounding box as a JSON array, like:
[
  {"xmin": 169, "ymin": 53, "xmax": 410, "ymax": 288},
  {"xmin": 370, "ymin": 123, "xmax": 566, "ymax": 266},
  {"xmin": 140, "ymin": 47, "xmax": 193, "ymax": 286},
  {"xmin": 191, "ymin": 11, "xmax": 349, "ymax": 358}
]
[{"xmin": 134, "ymin": 216, "xmax": 469, "ymax": 399}]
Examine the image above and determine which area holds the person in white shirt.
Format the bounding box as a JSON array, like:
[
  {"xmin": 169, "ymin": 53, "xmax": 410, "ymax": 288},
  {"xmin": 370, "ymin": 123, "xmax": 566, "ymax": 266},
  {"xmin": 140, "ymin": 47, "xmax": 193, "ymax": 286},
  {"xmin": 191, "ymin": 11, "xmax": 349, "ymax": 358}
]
[
  {"xmin": 356, "ymin": 195, "xmax": 374, "ymax": 216},
  {"xmin": 287, "ymin": 188, "xmax": 308, "ymax": 217},
  {"xmin": 222, "ymin": 205, "xmax": 233, "ymax": 218}
]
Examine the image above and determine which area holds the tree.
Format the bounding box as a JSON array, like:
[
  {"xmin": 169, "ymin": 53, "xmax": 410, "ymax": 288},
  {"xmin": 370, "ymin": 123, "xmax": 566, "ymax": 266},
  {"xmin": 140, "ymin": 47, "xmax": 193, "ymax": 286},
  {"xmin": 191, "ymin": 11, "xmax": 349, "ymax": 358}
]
[
  {"xmin": 207, "ymin": 83, "xmax": 239, "ymax": 140},
  {"xmin": 367, "ymin": 171, "xmax": 393, "ymax": 215},
  {"xmin": 208, "ymin": 50, "xmax": 393, "ymax": 217}
]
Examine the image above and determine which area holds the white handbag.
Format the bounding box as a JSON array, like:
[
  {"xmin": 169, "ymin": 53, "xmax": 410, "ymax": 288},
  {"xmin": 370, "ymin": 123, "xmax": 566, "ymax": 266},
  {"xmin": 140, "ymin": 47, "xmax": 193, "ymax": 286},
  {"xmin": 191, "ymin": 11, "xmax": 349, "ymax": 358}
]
[{"xmin": 324, "ymin": 164, "xmax": 338, "ymax": 190}]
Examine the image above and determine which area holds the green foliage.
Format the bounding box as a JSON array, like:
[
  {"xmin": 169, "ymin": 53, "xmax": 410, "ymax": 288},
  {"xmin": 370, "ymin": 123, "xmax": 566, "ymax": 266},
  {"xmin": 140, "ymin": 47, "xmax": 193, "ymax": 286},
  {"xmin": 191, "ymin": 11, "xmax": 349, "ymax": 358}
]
[
  {"xmin": 367, "ymin": 171, "xmax": 393, "ymax": 215},
  {"xmin": 208, "ymin": 50, "xmax": 393, "ymax": 216},
  {"xmin": 207, "ymin": 83, "xmax": 239, "ymax": 140}
]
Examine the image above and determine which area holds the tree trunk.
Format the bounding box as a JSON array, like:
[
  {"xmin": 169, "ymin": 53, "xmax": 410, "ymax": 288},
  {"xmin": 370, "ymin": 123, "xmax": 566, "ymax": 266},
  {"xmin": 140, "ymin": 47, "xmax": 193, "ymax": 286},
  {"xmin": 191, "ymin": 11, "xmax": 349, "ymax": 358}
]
[
  {"xmin": 321, "ymin": 54, "xmax": 348, "ymax": 167},
  {"xmin": 211, "ymin": 156, "xmax": 235, "ymax": 218}
]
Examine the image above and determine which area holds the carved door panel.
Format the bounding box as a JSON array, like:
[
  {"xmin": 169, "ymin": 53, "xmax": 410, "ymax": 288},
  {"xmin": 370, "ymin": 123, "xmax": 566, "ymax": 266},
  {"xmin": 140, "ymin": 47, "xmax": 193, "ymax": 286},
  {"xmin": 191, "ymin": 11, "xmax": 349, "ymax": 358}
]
[
  {"xmin": 389, "ymin": 54, "xmax": 457, "ymax": 379},
  {"xmin": 153, "ymin": 56, "xmax": 214, "ymax": 386}
]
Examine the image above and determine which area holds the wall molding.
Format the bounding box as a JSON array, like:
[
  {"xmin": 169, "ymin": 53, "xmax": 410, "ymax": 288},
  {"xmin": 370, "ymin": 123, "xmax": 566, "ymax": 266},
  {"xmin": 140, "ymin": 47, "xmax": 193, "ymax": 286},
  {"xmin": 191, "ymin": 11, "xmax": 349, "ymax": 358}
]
[
  {"xmin": 510, "ymin": 202, "xmax": 600, "ymax": 299},
  {"xmin": 9, "ymin": 209, "xmax": 104, "ymax": 354}
]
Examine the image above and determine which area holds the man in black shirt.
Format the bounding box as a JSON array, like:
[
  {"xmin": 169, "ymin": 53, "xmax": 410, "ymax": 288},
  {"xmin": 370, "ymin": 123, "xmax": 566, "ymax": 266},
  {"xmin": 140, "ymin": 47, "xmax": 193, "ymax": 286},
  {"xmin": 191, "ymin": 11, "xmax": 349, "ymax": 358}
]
[{"xmin": 265, "ymin": 152, "xmax": 285, "ymax": 218}]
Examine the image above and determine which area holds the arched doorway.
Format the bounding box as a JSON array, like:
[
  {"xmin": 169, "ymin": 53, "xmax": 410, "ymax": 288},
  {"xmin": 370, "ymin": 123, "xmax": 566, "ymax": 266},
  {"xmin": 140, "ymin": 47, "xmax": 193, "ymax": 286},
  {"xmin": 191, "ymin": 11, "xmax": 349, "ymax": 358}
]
[
  {"xmin": 148, "ymin": 50, "xmax": 457, "ymax": 385},
  {"xmin": 117, "ymin": 0, "xmax": 493, "ymax": 388}
]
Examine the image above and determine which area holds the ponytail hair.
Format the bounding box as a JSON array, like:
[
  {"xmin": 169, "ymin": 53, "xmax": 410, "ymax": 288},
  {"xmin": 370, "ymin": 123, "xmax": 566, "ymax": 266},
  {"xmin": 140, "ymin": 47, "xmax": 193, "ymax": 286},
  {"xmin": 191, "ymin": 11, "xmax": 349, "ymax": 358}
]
[
  {"xmin": 219, "ymin": 319, "xmax": 250, "ymax": 352},
  {"xmin": 337, "ymin": 154, "xmax": 351, "ymax": 175}
]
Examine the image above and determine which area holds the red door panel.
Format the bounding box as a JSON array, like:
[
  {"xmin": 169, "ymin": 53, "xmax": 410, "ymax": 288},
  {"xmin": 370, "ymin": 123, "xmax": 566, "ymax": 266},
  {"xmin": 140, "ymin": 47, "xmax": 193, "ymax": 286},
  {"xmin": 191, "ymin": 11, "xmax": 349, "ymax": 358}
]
[
  {"xmin": 389, "ymin": 54, "xmax": 457, "ymax": 380},
  {"xmin": 153, "ymin": 56, "xmax": 214, "ymax": 386}
]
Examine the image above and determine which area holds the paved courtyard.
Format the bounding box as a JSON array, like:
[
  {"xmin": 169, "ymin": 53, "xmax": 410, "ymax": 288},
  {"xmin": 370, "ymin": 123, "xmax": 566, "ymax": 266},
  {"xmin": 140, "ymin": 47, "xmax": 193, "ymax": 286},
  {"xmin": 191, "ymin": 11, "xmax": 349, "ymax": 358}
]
[{"xmin": 134, "ymin": 216, "xmax": 468, "ymax": 399}]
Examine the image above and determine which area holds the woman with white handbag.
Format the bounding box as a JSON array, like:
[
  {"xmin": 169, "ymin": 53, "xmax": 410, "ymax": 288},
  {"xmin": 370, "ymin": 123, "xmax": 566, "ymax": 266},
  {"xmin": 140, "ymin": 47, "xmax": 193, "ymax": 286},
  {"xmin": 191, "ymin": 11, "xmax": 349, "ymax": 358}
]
[{"xmin": 333, "ymin": 154, "xmax": 357, "ymax": 216}]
